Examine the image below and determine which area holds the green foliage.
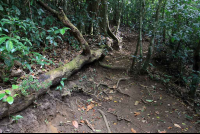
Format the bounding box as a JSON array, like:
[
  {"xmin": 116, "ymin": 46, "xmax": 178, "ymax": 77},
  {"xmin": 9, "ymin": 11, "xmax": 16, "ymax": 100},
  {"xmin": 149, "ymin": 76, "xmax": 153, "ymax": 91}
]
[
  {"xmin": 56, "ymin": 78, "xmax": 67, "ymax": 91},
  {"xmin": 0, "ymin": 85, "xmax": 19, "ymax": 105},
  {"xmin": 12, "ymin": 115, "xmax": 23, "ymax": 123},
  {"xmin": 0, "ymin": 15, "xmax": 70, "ymax": 75},
  {"xmin": 19, "ymin": 75, "xmax": 52, "ymax": 96}
]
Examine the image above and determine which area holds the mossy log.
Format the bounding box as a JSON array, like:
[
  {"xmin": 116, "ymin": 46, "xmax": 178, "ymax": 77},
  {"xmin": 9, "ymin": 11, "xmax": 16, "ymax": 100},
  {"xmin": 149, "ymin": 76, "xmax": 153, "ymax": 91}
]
[{"xmin": 0, "ymin": 49, "xmax": 104, "ymax": 119}]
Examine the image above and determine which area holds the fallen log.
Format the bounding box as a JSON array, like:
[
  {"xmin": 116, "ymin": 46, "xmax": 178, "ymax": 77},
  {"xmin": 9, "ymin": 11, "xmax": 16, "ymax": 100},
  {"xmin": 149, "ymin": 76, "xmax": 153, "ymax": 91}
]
[{"xmin": 0, "ymin": 49, "xmax": 104, "ymax": 119}]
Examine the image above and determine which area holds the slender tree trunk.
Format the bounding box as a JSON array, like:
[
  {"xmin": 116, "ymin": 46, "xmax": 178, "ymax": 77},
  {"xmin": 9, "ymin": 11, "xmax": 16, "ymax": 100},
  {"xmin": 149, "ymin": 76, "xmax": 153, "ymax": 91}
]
[
  {"xmin": 37, "ymin": 0, "xmax": 91, "ymax": 56},
  {"xmin": 162, "ymin": 0, "xmax": 167, "ymax": 44},
  {"xmin": 189, "ymin": 42, "xmax": 200, "ymax": 99},
  {"xmin": 63, "ymin": 0, "xmax": 68, "ymax": 15},
  {"xmin": 115, "ymin": 0, "xmax": 122, "ymax": 35},
  {"xmin": 99, "ymin": 0, "xmax": 120, "ymax": 50},
  {"xmin": 140, "ymin": 0, "xmax": 163, "ymax": 73},
  {"xmin": 87, "ymin": 0, "xmax": 101, "ymax": 35},
  {"xmin": 130, "ymin": 0, "xmax": 145, "ymax": 73}
]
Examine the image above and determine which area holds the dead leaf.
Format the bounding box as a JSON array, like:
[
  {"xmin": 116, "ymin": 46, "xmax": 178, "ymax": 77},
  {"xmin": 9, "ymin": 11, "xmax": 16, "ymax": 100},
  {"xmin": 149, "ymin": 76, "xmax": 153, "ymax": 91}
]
[
  {"xmin": 113, "ymin": 85, "xmax": 117, "ymax": 89},
  {"xmin": 135, "ymin": 101, "xmax": 139, "ymax": 106},
  {"xmin": 72, "ymin": 121, "xmax": 79, "ymax": 128},
  {"xmin": 80, "ymin": 120, "xmax": 85, "ymax": 123},
  {"xmin": 134, "ymin": 112, "xmax": 141, "ymax": 117},
  {"xmin": 105, "ymin": 97, "xmax": 109, "ymax": 100},
  {"xmin": 158, "ymin": 130, "xmax": 167, "ymax": 133},
  {"xmin": 109, "ymin": 90, "xmax": 114, "ymax": 94},
  {"xmin": 131, "ymin": 128, "xmax": 137, "ymax": 133},
  {"xmin": 174, "ymin": 124, "xmax": 181, "ymax": 129},
  {"xmin": 49, "ymin": 122, "xmax": 59, "ymax": 133},
  {"xmin": 155, "ymin": 111, "xmax": 160, "ymax": 115},
  {"xmin": 86, "ymin": 104, "xmax": 95, "ymax": 112}
]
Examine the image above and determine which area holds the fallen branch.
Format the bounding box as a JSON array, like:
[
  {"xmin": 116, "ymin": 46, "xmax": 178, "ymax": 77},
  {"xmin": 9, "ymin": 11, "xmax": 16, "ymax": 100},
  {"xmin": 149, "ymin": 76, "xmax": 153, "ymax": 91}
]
[
  {"xmin": 84, "ymin": 119, "xmax": 96, "ymax": 132},
  {"xmin": 98, "ymin": 109, "xmax": 111, "ymax": 133},
  {"xmin": 0, "ymin": 49, "xmax": 104, "ymax": 119}
]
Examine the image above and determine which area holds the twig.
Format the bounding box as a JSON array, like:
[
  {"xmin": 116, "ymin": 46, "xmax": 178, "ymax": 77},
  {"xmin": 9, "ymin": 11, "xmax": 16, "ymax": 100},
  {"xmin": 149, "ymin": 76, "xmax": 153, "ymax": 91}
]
[
  {"xmin": 141, "ymin": 98, "xmax": 147, "ymax": 104},
  {"xmin": 84, "ymin": 119, "xmax": 96, "ymax": 132},
  {"xmin": 98, "ymin": 109, "xmax": 111, "ymax": 133}
]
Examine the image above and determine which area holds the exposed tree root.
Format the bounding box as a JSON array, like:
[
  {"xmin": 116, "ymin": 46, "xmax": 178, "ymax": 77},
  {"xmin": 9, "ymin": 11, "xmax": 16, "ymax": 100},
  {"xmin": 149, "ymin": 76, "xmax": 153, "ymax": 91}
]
[
  {"xmin": 99, "ymin": 62, "xmax": 127, "ymax": 70},
  {"xmin": 0, "ymin": 49, "xmax": 104, "ymax": 119},
  {"xmin": 116, "ymin": 78, "xmax": 131, "ymax": 89},
  {"xmin": 98, "ymin": 109, "xmax": 111, "ymax": 133},
  {"xmin": 95, "ymin": 77, "xmax": 131, "ymax": 97}
]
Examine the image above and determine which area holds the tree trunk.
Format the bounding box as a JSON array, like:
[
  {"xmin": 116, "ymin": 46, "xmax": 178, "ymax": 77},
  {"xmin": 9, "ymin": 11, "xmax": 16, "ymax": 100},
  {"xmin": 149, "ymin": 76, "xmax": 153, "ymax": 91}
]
[
  {"xmin": 99, "ymin": 0, "xmax": 120, "ymax": 50},
  {"xmin": 130, "ymin": 0, "xmax": 145, "ymax": 73},
  {"xmin": 37, "ymin": 0, "xmax": 91, "ymax": 56},
  {"xmin": 162, "ymin": 0, "xmax": 167, "ymax": 44},
  {"xmin": 140, "ymin": 0, "xmax": 163, "ymax": 74},
  {"xmin": 189, "ymin": 42, "xmax": 200, "ymax": 99},
  {"xmin": 87, "ymin": 0, "xmax": 101, "ymax": 35},
  {"xmin": 115, "ymin": 0, "xmax": 122, "ymax": 35}
]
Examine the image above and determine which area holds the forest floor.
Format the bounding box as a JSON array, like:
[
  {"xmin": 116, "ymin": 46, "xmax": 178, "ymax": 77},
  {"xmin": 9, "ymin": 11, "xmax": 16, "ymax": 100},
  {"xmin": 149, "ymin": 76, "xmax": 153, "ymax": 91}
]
[{"xmin": 0, "ymin": 27, "xmax": 200, "ymax": 133}]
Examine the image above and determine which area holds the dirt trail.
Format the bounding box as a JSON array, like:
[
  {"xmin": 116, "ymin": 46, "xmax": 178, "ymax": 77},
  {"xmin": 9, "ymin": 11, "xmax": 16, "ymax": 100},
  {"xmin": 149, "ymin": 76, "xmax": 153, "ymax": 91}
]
[{"xmin": 0, "ymin": 29, "xmax": 199, "ymax": 133}]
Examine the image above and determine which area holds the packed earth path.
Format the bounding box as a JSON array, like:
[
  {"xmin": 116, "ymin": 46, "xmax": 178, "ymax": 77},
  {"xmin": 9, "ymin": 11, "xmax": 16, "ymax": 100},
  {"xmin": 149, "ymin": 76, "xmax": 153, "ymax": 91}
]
[{"xmin": 0, "ymin": 28, "xmax": 199, "ymax": 133}]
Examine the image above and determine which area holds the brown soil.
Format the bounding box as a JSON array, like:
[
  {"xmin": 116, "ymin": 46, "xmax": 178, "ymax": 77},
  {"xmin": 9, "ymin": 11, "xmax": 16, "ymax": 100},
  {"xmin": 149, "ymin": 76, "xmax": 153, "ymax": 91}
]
[{"xmin": 0, "ymin": 28, "xmax": 199, "ymax": 133}]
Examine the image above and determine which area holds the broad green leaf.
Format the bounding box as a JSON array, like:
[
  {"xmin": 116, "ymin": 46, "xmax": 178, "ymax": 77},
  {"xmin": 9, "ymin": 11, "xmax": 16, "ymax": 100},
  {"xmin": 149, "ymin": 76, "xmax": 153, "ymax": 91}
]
[
  {"xmin": 0, "ymin": 93, "xmax": 6, "ymax": 100},
  {"xmin": 2, "ymin": 98, "xmax": 7, "ymax": 102},
  {"xmin": 3, "ymin": 28, "xmax": 9, "ymax": 33},
  {"xmin": 146, "ymin": 100, "xmax": 153, "ymax": 103},
  {"xmin": 0, "ymin": 5, "xmax": 3, "ymax": 11},
  {"xmin": 13, "ymin": 94, "xmax": 19, "ymax": 97},
  {"xmin": 6, "ymin": 40, "xmax": 14, "ymax": 52},
  {"xmin": 61, "ymin": 81, "xmax": 65, "ymax": 87},
  {"xmin": 0, "ymin": 37, "xmax": 9, "ymax": 45},
  {"xmin": 5, "ymin": 90, "xmax": 11, "ymax": 95},
  {"xmin": 6, "ymin": 96, "xmax": 14, "ymax": 105},
  {"xmin": 15, "ymin": 115, "xmax": 23, "ymax": 120},
  {"xmin": 54, "ymin": 30, "xmax": 60, "ymax": 34},
  {"xmin": 62, "ymin": 78, "xmax": 67, "ymax": 81},
  {"xmin": 12, "ymin": 85, "xmax": 19, "ymax": 90},
  {"xmin": 171, "ymin": 37, "xmax": 175, "ymax": 43},
  {"xmin": 60, "ymin": 29, "xmax": 65, "ymax": 35}
]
